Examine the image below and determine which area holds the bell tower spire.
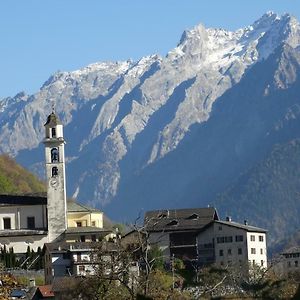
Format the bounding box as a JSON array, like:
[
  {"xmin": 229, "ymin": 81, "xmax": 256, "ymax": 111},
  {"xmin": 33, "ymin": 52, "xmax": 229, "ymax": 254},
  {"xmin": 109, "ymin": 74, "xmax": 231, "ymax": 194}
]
[{"xmin": 43, "ymin": 112, "xmax": 67, "ymax": 242}]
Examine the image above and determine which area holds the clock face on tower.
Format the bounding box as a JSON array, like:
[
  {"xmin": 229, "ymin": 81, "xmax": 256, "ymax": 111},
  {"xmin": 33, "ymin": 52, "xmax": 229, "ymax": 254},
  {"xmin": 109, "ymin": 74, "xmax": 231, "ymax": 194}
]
[{"xmin": 49, "ymin": 178, "xmax": 59, "ymax": 188}]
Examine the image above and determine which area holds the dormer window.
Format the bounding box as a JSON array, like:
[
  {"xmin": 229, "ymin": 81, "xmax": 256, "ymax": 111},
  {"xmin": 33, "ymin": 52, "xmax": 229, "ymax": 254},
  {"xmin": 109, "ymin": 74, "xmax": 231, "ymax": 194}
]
[
  {"xmin": 51, "ymin": 127, "xmax": 56, "ymax": 138},
  {"xmin": 158, "ymin": 213, "xmax": 167, "ymax": 219},
  {"xmin": 167, "ymin": 220, "xmax": 178, "ymax": 226},
  {"xmin": 187, "ymin": 213, "xmax": 199, "ymax": 220}
]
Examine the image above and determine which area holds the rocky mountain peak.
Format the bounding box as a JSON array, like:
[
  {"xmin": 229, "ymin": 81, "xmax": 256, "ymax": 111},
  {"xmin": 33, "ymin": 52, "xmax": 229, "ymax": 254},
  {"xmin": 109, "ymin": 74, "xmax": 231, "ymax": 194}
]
[{"xmin": 2, "ymin": 13, "xmax": 300, "ymax": 244}]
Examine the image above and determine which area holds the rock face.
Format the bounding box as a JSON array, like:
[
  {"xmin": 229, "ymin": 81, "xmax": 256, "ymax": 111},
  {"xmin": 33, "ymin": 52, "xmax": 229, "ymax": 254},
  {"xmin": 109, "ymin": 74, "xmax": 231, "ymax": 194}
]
[{"xmin": 1, "ymin": 13, "xmax": 300, "ymax": 237}]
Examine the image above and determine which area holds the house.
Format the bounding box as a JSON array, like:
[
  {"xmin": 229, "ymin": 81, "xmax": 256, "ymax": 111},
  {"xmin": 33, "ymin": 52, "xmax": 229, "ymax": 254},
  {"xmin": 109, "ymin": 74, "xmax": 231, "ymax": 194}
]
[
  {"xmin": 278, "ymin": 246, "xmax": 300, "ymax": 274},
  {"xmin": 44, "ymin": 241, "xmax": 96, "ymax": 284},
  {"xmin": 43, "ymin": 240, "xmax": 137, "ymax": 285},
  {"xmin": 144, "ymin": 208, "xmax": 268, "ymax": 269},
  {"xmin": 197, "ymin": 218, "xmax": 267, "ymax": 268},
  {"xmin": 30, "ymin": 285, "xmax": 55, "ymax": 300},
  {"xmin": 144, "ymin": 207, "xmax": 219, "ymax": 261}
]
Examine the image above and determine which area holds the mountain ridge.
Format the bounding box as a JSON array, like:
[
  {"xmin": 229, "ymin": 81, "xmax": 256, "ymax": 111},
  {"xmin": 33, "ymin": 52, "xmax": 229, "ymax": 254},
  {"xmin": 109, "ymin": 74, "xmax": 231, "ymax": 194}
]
[{"xmin": 1, "ymin": 13, "xmax": 300, "ymax": 245}]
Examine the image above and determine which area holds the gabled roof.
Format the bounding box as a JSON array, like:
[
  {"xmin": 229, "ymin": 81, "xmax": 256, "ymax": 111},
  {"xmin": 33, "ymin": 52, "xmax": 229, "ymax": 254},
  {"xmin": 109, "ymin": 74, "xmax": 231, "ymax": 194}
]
[
  {"xmin": 44, "ymin": 241, "xmax": 118, "ymax": 253},
  {"xmin": 214, "ymin": 220, "xmax": 267, "ymax": 233},
  {"xmin": 37, "ymin": 285, "xmax": 55, "ymax": 298},
  {"xmin": 67, "ymin": 201, "xmax": 101, "ymax": 213},
  {"xmin": 144, "ymin": 207, "xmax": 219, "ymax": 232},
  {"xmin": 281, "ymin": 246, "xmax": 300, "ymax": 255}
]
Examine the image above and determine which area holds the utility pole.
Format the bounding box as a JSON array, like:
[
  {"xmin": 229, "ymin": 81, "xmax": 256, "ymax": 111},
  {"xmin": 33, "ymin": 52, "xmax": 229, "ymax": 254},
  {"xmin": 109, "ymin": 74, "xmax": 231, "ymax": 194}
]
[{"xmin": 172, "ymin": 253, "xmax": 175, "ymax": 290}]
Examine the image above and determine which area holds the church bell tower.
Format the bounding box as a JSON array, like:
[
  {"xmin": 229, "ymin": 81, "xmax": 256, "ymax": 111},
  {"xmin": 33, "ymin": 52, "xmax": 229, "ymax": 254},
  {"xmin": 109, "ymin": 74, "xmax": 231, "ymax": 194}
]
[{"xmin": 43, "ymin": 112, "xmax": 67, "ymax": 242}]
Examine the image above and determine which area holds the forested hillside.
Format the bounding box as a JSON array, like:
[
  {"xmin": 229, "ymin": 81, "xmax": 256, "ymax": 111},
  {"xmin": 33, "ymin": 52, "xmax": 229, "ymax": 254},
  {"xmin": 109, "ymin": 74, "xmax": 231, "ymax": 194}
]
[
  {"xmin": 216, "ymin": 139, "xmax": 300, "ymax": 247},
  {"xmin": 0, "ymin": 155, "xmax": 45, "ymax": 194}
]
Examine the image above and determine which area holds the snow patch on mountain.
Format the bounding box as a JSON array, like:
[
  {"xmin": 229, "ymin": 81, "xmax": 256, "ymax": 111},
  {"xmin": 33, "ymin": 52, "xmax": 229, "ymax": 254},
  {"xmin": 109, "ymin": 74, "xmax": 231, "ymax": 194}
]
[{"xmin": 1, "ymin": 12, "xmax": 300, "ymax": 208}]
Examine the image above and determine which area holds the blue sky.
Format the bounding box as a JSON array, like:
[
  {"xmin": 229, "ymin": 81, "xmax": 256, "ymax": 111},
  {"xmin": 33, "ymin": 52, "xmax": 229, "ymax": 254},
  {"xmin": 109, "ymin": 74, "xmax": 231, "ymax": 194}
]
[{"xmin": 0, "ymin": 0, "xmax": 300, "ymax": 98}]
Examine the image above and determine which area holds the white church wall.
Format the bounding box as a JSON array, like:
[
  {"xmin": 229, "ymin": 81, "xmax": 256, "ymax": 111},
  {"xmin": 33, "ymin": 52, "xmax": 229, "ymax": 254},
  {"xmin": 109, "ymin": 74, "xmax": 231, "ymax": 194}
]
[{"xmin": 0, "ymin": 235, "xmax": 48, "ymax": 253}]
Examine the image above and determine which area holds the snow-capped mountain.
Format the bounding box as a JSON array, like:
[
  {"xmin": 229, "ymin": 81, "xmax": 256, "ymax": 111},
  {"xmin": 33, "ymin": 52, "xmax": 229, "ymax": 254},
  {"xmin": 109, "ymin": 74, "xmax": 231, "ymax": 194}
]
[{"xmin": 1, "ymin": 12, "xmax": 300, "ymax": 239}]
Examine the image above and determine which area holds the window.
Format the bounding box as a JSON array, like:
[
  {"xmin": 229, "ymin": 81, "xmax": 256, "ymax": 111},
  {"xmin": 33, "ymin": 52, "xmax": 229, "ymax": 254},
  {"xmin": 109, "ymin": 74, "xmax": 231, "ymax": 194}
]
[
  {"xmin": 251, "ymin": 248, "xmax": 256, "ymax": 255},
  {"xmin": 187, "ymin": 214, "xmax": 198, "ymax": 220},
  {"xmin": 91, "ymin": 235, "xmax": 97, "ymax": 242},
  {"xmin": 218, "ymin": 226, "xmax": 222, "ymax": 231},
  {"xmin": 217, "ymin": 237, "xmax": 225, "ymax": 244},
  {"xmin": 225, "ymin": 236, "xmax": 233, "ymax": 243},
  {"xmin": 52, "ymin": 167, "xmax": 58, "ymax": 177},
  {"xmin": 91, "ymin": 221, "xmax": 96, "ymax": 227},
  {"xmin": 260, "ymin": 248, "xmax": 263, "ymax": 255},
  {"xmin": 77, "ymin": 253, "xmax": 81, "ymax": 261},
  {"xmin": 167, "ymin": 220, "xmax": 178, "ymax": 226},
  {"xmin": 261, "ymin": 260, "xmax": 264, "ymax": 267},
  {"xmin": 76, "ymin": 222, "xmax": 82, "ymax": 227},
  {"xmin": 235, "ymin": 235, "xmax": 243, "ymax": 242},
  {"xmin": 253, "ymin": 260, "xmax": 256, "ymax": 266},
  {"xmin": 27, "ymin": 217, "xmax": 35, "ymax": 229},
  {"xmin": 295, "ymin": 261, "xmax": 298, "ymax": 267},
  {"xmin": 217, "ymin": 236, "xmax": 232, "ymax": 244},
  {"xmin": 158, "ymin": 213, "xmax": 167, "ymax": 218},
  {"xmin": 79, "ymin": 265, "xmax": 85, "ymax": 272},
  {"xmin": 80, "ymin": 235, "xmax": 86, "ymax": 242},
  {"xmin": 51, "ymin": 128, "xmax": 56, "ymax": 138},
  {"xmin": 228, "ymin": 249, "xmax": 232, "ymax": 255},
  {"xmin": 3, "ymin": 218, "xmax": 11, "ymax": 229},
  {"xmin": 250, "ymin": 235, "xmax": 255, "ymax": 242},
  {"xmin": 259, "ymin": 235, "xmax": 264, "ymax": 242},
  {"xmin": 219, "ymin": 249, "xmax": 224, "ymax": 256},
  {"xmin": 51, "ymin": 148, "xmax": 59, "ymax": 163},
  {"xmin": 288, "ymin": 261, "xmax": 291, "ymax": 267},
  {"xmin": 238, "ymin": 248, "xmax": 242, "ymax": 255}
]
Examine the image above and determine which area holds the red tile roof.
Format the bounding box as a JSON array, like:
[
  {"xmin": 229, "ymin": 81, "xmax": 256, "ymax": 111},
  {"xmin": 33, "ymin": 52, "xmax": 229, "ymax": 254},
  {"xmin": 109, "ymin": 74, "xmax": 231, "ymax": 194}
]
[{"xmin": 38, "ymin": 285, "xmax": 54, "ymax": 297}]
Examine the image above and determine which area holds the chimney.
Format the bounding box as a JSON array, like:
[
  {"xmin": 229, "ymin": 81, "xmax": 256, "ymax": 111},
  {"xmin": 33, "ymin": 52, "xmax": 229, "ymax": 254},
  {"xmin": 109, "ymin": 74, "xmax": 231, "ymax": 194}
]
[
  {"xmin": 244, "ymin": 220, "xmax": 248, "ymax": 226},
  {"xmin": 226, "ymin": 216, "xmax": 232, "ymax": 222},
  {"xmin": 29, "ymin": 278, "xmax": 35, "ymax": 287}
]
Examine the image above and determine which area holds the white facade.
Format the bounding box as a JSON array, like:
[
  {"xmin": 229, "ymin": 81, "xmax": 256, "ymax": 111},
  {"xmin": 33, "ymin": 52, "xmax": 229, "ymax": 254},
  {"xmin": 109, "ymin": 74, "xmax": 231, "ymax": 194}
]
[
  {"xmin": 246, "ymin": 231, "xmax": 267, "ymax": 268},
  {"xmin": 0, "ymin": 196, "xmax": 48, "ymax": 253},
  {"xmin": 0, "ymin": 204, "xmax": 47, "ymax": 230},
  {"xmin": 0, "ymin": 234, "xmax": 48, "ymax": 253},
  {"xmin": 197, "ymin": 220, "xmax": 267, "ymax": 269}
]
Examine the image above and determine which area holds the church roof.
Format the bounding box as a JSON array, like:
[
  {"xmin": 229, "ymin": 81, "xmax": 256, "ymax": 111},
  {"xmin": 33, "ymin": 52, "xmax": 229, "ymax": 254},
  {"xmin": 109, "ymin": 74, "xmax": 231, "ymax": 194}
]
[
  {"xmin": 0, "ymin": 194, "xmax": 47, "ymax": 206},
  {"xmin": 44, "ymin": 112, "xmax": 62, "ymax": 127},
  {"xmin": 67, "ymin": 201, "xmax": 101, "ymax": 213}
]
